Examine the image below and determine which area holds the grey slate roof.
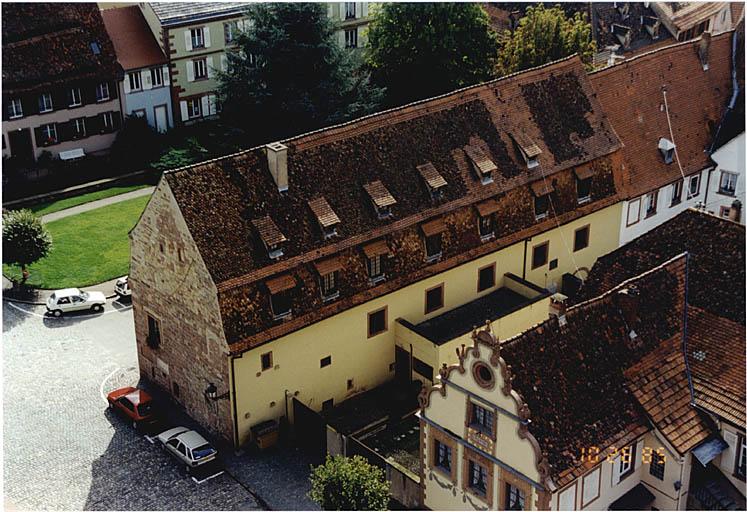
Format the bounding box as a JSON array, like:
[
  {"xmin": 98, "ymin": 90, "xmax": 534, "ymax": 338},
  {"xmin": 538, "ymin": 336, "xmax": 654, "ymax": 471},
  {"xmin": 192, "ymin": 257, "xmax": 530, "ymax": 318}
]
[{"xmin": 150, "ymin": 2, "xmax": 247, "ymax": 26}]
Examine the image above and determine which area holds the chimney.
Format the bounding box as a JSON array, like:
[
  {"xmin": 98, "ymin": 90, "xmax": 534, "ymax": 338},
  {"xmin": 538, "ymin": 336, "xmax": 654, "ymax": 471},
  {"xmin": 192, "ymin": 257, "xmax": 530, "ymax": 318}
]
[
  {"xmin": 698, "ymin": 31, "xmax": 712, "ymax": 71},
  {"xmin": 729, "ymin": 199, "xmax": 742, "ymax": 222},
  {"xmin": 266, "ymin": 142, "xmax": 288, "ymax": 192},
  {"xmin": 617, "ymin": 286, "xmax": 640, "ymax": 337}
]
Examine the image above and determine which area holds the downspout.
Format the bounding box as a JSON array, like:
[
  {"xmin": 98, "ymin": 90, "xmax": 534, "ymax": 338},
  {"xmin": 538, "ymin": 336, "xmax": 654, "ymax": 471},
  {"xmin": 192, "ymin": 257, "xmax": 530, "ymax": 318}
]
[
  {"xmin": 522, "ymin": 237, "xmax": 531, "ymax": 280},
  {"xmin": 230, "ymin": 353, "xmax": 240, "ymax": 448},
  {"xmin": 703, "ymin": 166, "xmax": 714, "ymax": 210}
]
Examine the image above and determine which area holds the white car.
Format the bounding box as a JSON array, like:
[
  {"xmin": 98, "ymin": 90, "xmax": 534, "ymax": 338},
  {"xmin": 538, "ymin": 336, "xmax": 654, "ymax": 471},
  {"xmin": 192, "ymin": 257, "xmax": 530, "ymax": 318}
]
[
  {"xmin": 46, "ymin": 288, "xmax": 106, "ymax": 316},
  {"xmin": 157, "ymin": 427, "xmax": 218, "ymax": 468},
  {"xmin": 115, "ymin": 276, "xmax": 131, "ymax": 297}
]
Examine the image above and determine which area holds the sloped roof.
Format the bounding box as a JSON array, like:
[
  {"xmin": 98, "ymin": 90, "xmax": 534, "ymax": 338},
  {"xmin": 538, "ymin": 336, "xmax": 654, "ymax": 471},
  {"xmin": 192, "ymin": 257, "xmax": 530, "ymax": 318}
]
[
  {"xmin": 2, "ymin": 3, "xmax": 121, "ymax": 93},
  {"xmin": 149, "ymin": 3, "xmax": 246, "ymax": 26},
  {"xmin": 101, "ymin": 6, "xmax": 167, "ymax": 71},
  {"xmin": 589, "ymin": 32, "xmax": 733, "ymax": 198},
  {"xmin": 655, "ymin": 2, "xmax": 729, "ymax": 32}
]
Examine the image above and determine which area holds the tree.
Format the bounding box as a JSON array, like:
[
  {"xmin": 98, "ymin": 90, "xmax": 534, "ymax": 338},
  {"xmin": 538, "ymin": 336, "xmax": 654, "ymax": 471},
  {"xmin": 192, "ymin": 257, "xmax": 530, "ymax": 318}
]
[
  {"xmin": 496, "ymin": 4, "xmax": 595, "ymax": 75},
  {"xmin": 218, "ymin": 3, "xmax": 384, "ymax": 143},
  {"xmin": 309, "ymin": 455, "xmax": 390, "ymax": 510},
  {"xmin": 3, "ymin": 209, "xmax": 52, "ymax": 283},
  {"xmin": 111, "ymin": 115, "xmax": 162, "ymax": 171},
  {"xmin": 366, "ymin": 3, "xmax": 498, "ymax": 106}
]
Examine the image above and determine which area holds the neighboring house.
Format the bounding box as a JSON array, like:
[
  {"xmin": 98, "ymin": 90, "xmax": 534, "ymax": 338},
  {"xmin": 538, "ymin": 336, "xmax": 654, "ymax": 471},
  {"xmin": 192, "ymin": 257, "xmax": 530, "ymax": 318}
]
[
  {"xmin": 420, "ymin": 210, "xmax": 745, "ymax": 511},
  {"xmin": 129, "ymin": 54, "xmax": 628, "ymax": 447},
  {"xmin": 589, "ymin": 31, "xmax": 734, "ymax": 245},
  {"xmin": 709, "ymin": 132, "xmax": 745, "ymax": 221},
  {"xmin": 651, "ymin": 1, "xmax": 733, "ymax": 41},
  {"xmin": 1, "ymin": 3, "xmax": 123, "ymax": 165},
  {"xmin": 327, "ymin": 2, "xmax": 374, "ymax": 50},
  {"xmin": 102, "ymin": 6, "xmax": 173, "ymax": 133},
  {"xmin": 138, "ymin": 2, "xmax": 249, "ymax": 126}
]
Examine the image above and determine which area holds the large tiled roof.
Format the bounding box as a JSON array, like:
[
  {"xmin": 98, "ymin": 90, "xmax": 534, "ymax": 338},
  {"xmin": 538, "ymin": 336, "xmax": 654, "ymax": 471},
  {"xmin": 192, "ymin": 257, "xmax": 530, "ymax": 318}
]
[
  {"xmin": 589, "ymin": 32, "xmax": 733, "ymax": 199},
  {"xmin": 577, "ymin": 209, "xmax": 745, "ymax": 325},
  {"xmin": 2, "ymin": 3, "xmax": 121, "ymax": 93},
  {"xmin": 149, "ymin": 3, "xmax": 247, "ymax": 25},
  {"xmin": 102, "ymin": 6, "xmax": 167, "ymax": 71}
]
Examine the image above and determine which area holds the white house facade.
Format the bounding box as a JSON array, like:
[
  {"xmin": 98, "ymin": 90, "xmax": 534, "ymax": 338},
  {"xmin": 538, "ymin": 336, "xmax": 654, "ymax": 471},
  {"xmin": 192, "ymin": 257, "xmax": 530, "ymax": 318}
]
[{"xmin": 705, "ymin": 132, "xmax": 745, "ymax": 223}]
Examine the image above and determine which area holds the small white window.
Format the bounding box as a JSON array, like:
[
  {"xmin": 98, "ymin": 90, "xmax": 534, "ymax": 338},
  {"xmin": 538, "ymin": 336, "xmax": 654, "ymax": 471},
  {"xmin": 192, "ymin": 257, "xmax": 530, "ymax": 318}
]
[
  {"xmin": 344, "ymin": 28, "xmax": 358, "ymax": 48},
  {"xmin": 644, "ymin": 191, "xmax": 657, "ymax": 217},
  {"xmin": 187, "ymin": 98, "xmax": 201, "ymax": 118},
  {"xmin": 73, "ymin": 118, "xmax": 86, "ymax": 137},
  {"xmin": 151, "ymin": 67, "xmax": 163, "ymax": 87},
  {"xmin": 345, "ymin": 2, "xmax": 356, "ymax": 19},
  {"xmin": 128, "ymin": 72, "xmax": 142, "ymax": 91},
  {"xmin": 8, "ymin": 98, "xmax": 23, "ymax": 118},
  {"xmin": 720, "ymin": 171, "xmax": 738, "ymax": 195},
  {"xmin": 670, "ymin": 180, "xmax": 683, "ymax": 206},
  {"xmin": 193, "ymin": 59, "xmax": 207, "ymax": 79},
  {"xmin": 69, "ymin": 88, "xmax": 82, "ymax": 107},
  {"xmin": 41, "ymin": 123, "xmax": 57, "ymax": 143},
  {"xmin": 38, "ymin": 93, "xmax": 53, "ymax": 113},
  {"xmin": 96, "ymin": 82, "xmax": 110, "ymax": 102},
  {"xmin": 102, "ymin": 112, "xmax": 114, "ymax": 129},
  {"xmin": 224, "ymin": 21, "xmax": 238, "ymax": 43},
  {"xmin": 191, "ymin": 27, "xmax": 204, "ymax": 48},
  {"xmin": 688, "ymin": 174, "xmax": 700, "ymax": 198}
]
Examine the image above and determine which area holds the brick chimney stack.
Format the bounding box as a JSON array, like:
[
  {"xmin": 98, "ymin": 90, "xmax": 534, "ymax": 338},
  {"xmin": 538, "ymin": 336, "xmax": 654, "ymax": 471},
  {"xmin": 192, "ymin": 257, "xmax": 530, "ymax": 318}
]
[
  {"xmin": 729, "ymin": 199, "xmax": 742, "ymax": 223},
  {"xmin": 698, "ymin": 31, "xmax": 712, "ymax": 71}
]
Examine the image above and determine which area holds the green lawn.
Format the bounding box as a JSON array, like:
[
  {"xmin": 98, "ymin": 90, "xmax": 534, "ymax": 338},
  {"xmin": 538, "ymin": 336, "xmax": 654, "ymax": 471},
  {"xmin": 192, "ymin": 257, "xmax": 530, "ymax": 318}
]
[
  {"xmin": 3, "ymin": 195, "xmax": 149, "ymax": 289},
  {"xmin": 25, "ymin": 184, "xmax": 150, "ymax": 217}
]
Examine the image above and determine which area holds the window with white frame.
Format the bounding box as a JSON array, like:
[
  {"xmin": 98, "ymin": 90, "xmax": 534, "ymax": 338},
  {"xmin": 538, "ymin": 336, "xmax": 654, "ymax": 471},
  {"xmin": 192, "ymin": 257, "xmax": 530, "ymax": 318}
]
[
  {"xmin": 224, "ymin": 21, "xmax": 238, "ymax": 43},
  {"xmin": 128, "ymin": 72, "xmax": 142, "ymax": 91},
  {"xmin": 719, "ymin": 171, "xmax": 738, "ymax": 195},
  {"xmin": 193, "ymin": 58, "xmax": 207, "ymax": 79},
  {"xmin": 190, "ymin": 27, "xmax": 204, "ymax": 48},
  {"xmin": 151, "ymin": 67, "xmax": 163, "ymax": 87},
  {"xmin": 8, "ymin": 98, "xmax": 23, "ymax": 118},
  {"xmin": 688, "ymin": 174, "xmax": 701, "ymax": 198},
  {"xmin": 670, "ymin": 179, "xmax": 683, "ymax": 206},
  {"xmin": 345, "ymin": 2, "xmax": 356, "ymax": 19},
  {"xmin": 738, "ymin": 435, "xmax": 746, "ymax": 478},
  {"xmin": 73, "ymin": 117, "xmax": 86, "ymax": 138},
  {"xmin": 41, "ymin": 123, "xmax": 57, "ymax": 143},
  {"xmin": 187, "ymin": 98, "xmax": 201, "ymax": 118},
  {"xmin": 344, "ymin": 28, "xmax": 358, "ymax": 48},
  {"xmin": 96, "ymin": 82, "xmax": 110, "ymax": 102},
  {"xmin": 69, "ymin": 88, "xmax": 82, "ymax": 107},
  {"xmin": 102, "ymin": 112, "xmax": 114, "ymax": 130},
  {"xmin": 644, "ymin": 191, "xmax": 657, "ymax": 217},
  {"xmin": 581, "ymin": 468, "xmax": 600, "ymax": 506},
  {"xmin": 38, "ymin": 93, "xmax": 53, "ymax": 113}
]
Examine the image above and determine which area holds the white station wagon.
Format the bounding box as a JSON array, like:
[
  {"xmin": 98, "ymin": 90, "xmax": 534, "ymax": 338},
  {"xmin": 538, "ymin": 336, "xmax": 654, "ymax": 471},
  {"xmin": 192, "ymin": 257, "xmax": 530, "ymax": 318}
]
[
  {"xmin": 157, "ymin": 427, "xmax": 218, "ymax": 468},
  {"xmin": 46, "ymin": 288, "xmax": 106, "ymax": 316}
]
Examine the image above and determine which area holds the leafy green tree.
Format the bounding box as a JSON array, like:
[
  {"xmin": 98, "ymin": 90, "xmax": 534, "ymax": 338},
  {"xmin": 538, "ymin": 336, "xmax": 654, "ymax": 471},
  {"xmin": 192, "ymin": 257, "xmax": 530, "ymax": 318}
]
[
  {"xmin": 497, "ymin": 4, "xmax": 595, "ymax": 75},
  {"xmin": 309, "ymin": 455, "xmax": 390, "ymax": 510},
  {"xmin": 218, "ymin": 3, "xmax": 384, "ymax": 143},
  {"xmin": 2, "ymin": 209, "xmax": 52, "ymax": 283},
  {"xmin": 366, "ymin": 3, "xmax": 498, "ymax": 106}
]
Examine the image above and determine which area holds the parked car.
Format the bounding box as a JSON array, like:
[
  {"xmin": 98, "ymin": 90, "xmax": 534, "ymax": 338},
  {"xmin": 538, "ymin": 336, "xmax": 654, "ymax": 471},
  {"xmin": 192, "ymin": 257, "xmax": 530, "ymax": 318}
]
[
  {"xmin": 157, "ymin": 427, "xmax": 218, "ymax": 469},
  {"xmin": 114, "ymin": 276, "xmax": 131, "ymax": 298},
  {"xmin": 107, "ymin": 386, "xmax": 156, "ymax": 430},
  {"xmin": 46, "ymin": 288, "xmax": 105, "ymax": 316}
]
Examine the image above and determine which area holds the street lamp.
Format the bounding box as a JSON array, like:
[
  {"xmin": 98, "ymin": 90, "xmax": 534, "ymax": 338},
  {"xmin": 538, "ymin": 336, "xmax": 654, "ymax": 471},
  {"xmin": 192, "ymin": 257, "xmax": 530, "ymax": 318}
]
[{"xmin": 204, "ymin": 382, "xmax": 229, "ymax": 401}]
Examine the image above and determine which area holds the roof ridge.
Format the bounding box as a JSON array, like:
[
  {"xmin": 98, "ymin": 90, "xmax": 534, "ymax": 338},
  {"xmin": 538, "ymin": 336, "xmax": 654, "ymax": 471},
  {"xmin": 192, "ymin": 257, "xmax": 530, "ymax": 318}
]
[{"xmin": 164, "ymin": 147, "xmax": 261, "ymax": 176}]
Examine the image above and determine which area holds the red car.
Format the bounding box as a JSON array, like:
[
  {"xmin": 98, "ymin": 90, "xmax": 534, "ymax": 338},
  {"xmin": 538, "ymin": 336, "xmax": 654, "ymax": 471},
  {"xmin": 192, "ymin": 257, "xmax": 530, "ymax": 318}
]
[{"xmin": 107, "ymin": 387, "xmax": 156, "ymax": 429}]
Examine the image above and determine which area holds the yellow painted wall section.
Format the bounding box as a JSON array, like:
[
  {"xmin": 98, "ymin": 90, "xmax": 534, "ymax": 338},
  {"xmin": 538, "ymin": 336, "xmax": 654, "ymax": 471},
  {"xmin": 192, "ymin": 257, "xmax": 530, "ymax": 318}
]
[{"xmin": 232, "ymin": 203, "xmax": 622, "ymax": 445}]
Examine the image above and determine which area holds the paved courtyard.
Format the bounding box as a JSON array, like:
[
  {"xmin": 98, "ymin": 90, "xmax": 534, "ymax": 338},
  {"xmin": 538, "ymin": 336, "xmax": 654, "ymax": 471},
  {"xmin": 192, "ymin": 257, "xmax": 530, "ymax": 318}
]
[{"xmin": 3, "ymin": 298, "xmax": 317, "ymax": 510}]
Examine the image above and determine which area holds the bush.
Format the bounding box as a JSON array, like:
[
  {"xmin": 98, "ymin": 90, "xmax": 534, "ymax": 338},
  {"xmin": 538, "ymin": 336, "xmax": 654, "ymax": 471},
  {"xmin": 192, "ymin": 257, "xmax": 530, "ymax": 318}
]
[
  {"xmin": 2, "ymin": 209, "xmax": 52, "ymax": 283},
  {"xmin": 111, "ymin": 115, "xmax": 162, "ymax": 170},
  {"xmin": 309, "ymin": 455, "xmax": 390, "ymax": 510}
]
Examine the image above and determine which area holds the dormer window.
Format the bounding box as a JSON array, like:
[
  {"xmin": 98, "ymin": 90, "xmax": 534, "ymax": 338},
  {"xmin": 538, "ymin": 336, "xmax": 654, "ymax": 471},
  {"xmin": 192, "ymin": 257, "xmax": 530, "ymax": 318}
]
[
  {"xmin": 252, "ymin": 216, "xmax": 287, "ymax": 259},
  {"xmin": 364, "ymin": 180, "xmax": 397, "ymax": 219},
  {"xmin": 530, "ymin": 180, "xmax": 554, "ymax": 221},
  {"xmin": 658, "ymin": 138, "xmax": 675, "ymax": 164},
  {"xmin": 362, "ymin": 239, "xmax": 390, "ymax": 285},
  {"xmin": 266, "ymin": 274, "xmax": 295, "ymax": 320},
  {"xmin": 476, "ymin": 199, "xmax": 499, "ymax": 242},
  {"xmin": 464, "ymin": 144, "xmax": 497, "ymax": 185},
  {"xmin": 308, "ymin": 197, "xmax": 341, "ymax": 240},
  {"xmin": 417, "ymin": 162, "xmax": 447, "ymax": 202},
  {"xmin": 421, "ymin": 218, "xmax": 446, "ymax": 263},
  {"xmin": 574, "ymin": 167, "xmax": 596, "ymax": 204},
  {"xmin": 315, "ymin": 257, "xmax": 342, "ymax": 302},
  {"xmin": 510, "ymin": 132, "xmax": 542, "ymax": 169}
]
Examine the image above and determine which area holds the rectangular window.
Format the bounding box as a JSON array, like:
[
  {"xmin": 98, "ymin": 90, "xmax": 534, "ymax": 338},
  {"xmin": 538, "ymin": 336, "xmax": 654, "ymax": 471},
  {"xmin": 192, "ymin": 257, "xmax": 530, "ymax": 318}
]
[
  {"xmin": 468, "ymin": 460, "xmax": 488, "ymax": 496},
  {"xmin": 531, "ymin": 241, "xmax": 549, "ymax": 269},
  {"xmin": 344, "ymin": 28, "xmax": 358, "ymax": 48},
  {"xmin": 320, "ymin": 355, "xmax": 332, "ymax": 368},
  {"xmin": 322, "ymin": 398, "xmax": 334, "ymax": 411},
  {"xmin": 577, "ymin": 177, "xmax": 592, "ymax": 203},
  {"xmin": 128, "ymin": 72, "xmax": 142, "ymax": 91},
  {"xmin": 627, "ymin": 198, "xmax": 641, "ymax": 226},
  {"xmin": 73, "ymin": 117, "xmax": 86, "ymax": 138},
  {"xmin": 616, "ymin": 444, "xmax": 636, "ymax": 482},
  {"xmin": 425, "ymin": 284, "xmax": 444, "ymax": 314},
  {"xmin": 670, "ymin": 179, "xmax": 683, "ymax": 206},
  {"xmin": 478, "ymin": 214, "xmax": 494, "ymax": 240},
  {"xmin": 413, "ymin": 357, "xmax": 434, "ymax": 381},
  {"xmin": 40, "ymin": 123, "xmax": 57, "ymax": 144},
  {"xmin": 224, "ymin": 21, "xmax": 238, "ymax": 43},
  {"xmin": 147, "ymin": 314, "xmax": 161, "ymax": 349},
  {"xmin": 573, "ymin": 225, "xmax": 589, "ymax": 252},
  {"xmin": 270, "ymin": 291, "xmax": 291, "ymax": 319},
  {"xmin": 688, "ymin": 174, "xmax": 701, "ymax": 198},
  {"xmin": 650, "ymin": 450, "xmax": 665, "ymax": 480},
  {"xmin": 644, "ymin": 191, "xmax": 658, "ymax": 217},
  {"xmin": 8, "ymin": 98, "xmax": 23, "ymax": 118},
  {"xmin": 260, "ymin": 351, "xmax": 273, "ymax": 371},
  {"xmin": 425, "ymin": 234, "xmax": 442, "ymax": 261},
  {"xmin": 194, "ymin": 58, "xmax": 207, "ymax": 79},
  {"xmin": 367, "ymin": 307, "xmax": 387, "ymax": 338},
  {"xmin": 737, "ymin": 435, "xmax": 746, "ymax": 478},
  {"xmin": 320, "ymin": 271, "xmax": 338, "ymax": 300},
  {"xmin": 367, "ymin": 255, "xmax": 383, "ymax": 279},
  {"xmin": 345, "ymin": 2, "xmax": 356, "ymax": 18},
  {"xmin": 191, "ymin": 27, "xmax": 204, "ymax": 48},
  {"xmin": 187, "ymin": 98, "xmax": 201, "ymax": 118},
  {"xmin": 469, "ymin": 403, "xmax": 495, "ymax": 435},
  {"xmin": 102, "ymin": 112, "xmax": 114, "ymax": 130},
  {"xmin": 96, "ymin": 82, "xmax": 110, "ymax": 102},
  {"xmin": 720, "ymin": 206, "xmax": 732, "ymax": 218},
  {"xmin": 38, "ymin": 93, "xmax": 53, "ymax": 113},
  {"xmin": 506, "ymin": 483, "xmax": 526, "ymax": 510},
  {"xmin": 478, "ymin": 264, "xmax": 495, "ymax": 292},
  {"xmin": 534, "ymin": 194, "xmax": 549, "ymax": 219},
  {"xmin": 69, "ymin": 88, "xmax": 82, "ymax": 107},
  {"xmin": 151, "ymin": 67, "xmax": 163, "ymax": 87},
  {"xmin": 719, "ymin": 171, "xmax": 738, "ymax": 195},
  {"xmin": 434, "ymin": 440, "xmax": 452, "ymax": 473}
]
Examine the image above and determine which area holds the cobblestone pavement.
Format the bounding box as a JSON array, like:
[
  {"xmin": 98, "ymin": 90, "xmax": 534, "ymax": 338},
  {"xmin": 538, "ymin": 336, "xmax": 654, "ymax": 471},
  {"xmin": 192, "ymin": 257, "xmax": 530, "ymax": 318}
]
[{"xmin": 2, "ymin": 300, "xmax": 261, "ymax": 511}]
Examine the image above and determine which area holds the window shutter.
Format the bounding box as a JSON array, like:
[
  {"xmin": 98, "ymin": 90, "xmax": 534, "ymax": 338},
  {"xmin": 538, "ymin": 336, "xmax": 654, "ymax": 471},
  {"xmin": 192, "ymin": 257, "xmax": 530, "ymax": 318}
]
[
  {"xmin": 356, "ymin": 2, "xmax": 363, "ymax": 18},
  {"xmin": 201, "ymin": 95, "xmax": 209, "ymax": 117},
  {"xmin": 724, "ymin": 431, "xmax": 738, "ymax": 472},
  {"xmin": 123, "ymin": 75, "xmax": 131, "ymax": 94},
  {"xmin": 206, "ymin": 56, "xmax": 214, "ymax": 78},
  {"xmin": 221, "ymin": 54, "xmax": 228, "ymax": 71},
  {"xmin": 612, "ymin": 455, "xmax": 622, "ymax": 486},
  {"xmin": 184, "ymin": 30, "xmax": 192, "ymax": 51},
  {"xmin": 180, "ymin": 100, "xmax": 188, "ymax": 121},
  {"xmin": 208, "ymin": 94, "xmax": 217, "ymax": 115},
  {"xmin": 186, "ymin": 61, "xmax": 195, "ymax": 82},
  {"xmin": 362, "ymin": 2, "xmax": 368, "ymax": 17},
  {"xmin": 141, "ymin": 69, "xmax": 152, "ymax": 90},
  {"xmin": 162, "ymin": 65, "xmax": 170, "ymax": 85},
  {"xmin": 634, "ymin": 440, "xmax": 643, "ymax": 471},
  {"xmin": 203, "ymin": 26, "xmax": 211, "ymax": 48}
]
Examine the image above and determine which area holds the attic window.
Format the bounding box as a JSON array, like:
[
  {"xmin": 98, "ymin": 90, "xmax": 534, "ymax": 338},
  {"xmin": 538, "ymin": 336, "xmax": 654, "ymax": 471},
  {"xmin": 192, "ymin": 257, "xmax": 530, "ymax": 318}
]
[
  {"xmin": 314, "ymin": 257, "xmax": 342, "ymax": 302},
  {"xmin": 252, "ymin": 216, "xmax": 287, "ymax": 259},
  {"xmin": 530, "ymin": 180, "xmax": 554, "ymax": 220},
  {"xmin": 643, "ymin": 16, "xmax": 661, "ymax": 39},
  {"xmin": 475, "ymin": 199, "xmax": 500, "ymax": 241},
  {"xmin": 612, "ymin": 24, "xmax": 632, "ymax": 48},
  {"xmin": 308, "ymin": 197, "xmax": 341, "ymax": 240},
  {"xmin": 266, "ymin": 274, "xmax": 295, "ymax": 320},
  {"xmin": 574, "ymin": 167, "xmax": 597, "ymax": 203},
  {"xmin": 464, "ymin": 145, "xmax": 497, "ymax": 185},
  {"xmin": 364, "ymin": 180, "xmax": 397, "ymax": 219},
  {"xmin": 90, "ymin": 41, "xmax": 101, "ymax": 55},
  {"xmin": 421, "ymin": 218, "xmax": 447, "ymax": 263},
  {"xmin": 658, "ymin": 138, "xmax": 676, "ymax": 164},
  {"xmin": 417, "ymin": 162, "xmax": 447, "ymax": 201},
  {"xmin": 510, "ymin": 132, "xmax": 542, "ymax": 169},
  {"xmin": 363, "ymin": 240, "xmax": 390, "ymax": 285}
]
